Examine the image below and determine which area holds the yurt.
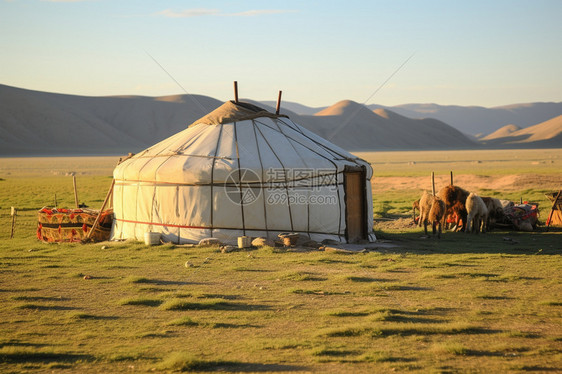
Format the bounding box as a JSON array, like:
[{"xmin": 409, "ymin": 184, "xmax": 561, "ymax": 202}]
[{"xmin": 111, "ymin": 100, "xmax": 375, "ymax": 245}]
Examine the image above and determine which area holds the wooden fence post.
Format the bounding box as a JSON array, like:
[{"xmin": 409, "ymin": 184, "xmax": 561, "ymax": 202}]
[
  {"xmin": 84, "ymin": 179, "xmax": 115, "ymax": 242},
  {"xmin": 546, "ymin": 190, "xmax": 562, "ymax": 231},
  {"xmin": 73, "ymin": 175, "xmax": 79, "ymax": 208},
  {"xmin": 431, "ymin": 172, "xmax": 436, "ymax": 196},
  {"xmin": 10, "ymin": 207, "xmax": 17, "ymax": 239}
]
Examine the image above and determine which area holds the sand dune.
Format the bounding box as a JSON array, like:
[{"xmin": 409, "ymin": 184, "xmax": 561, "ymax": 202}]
[
  {"xmin": 481, "ymin": 124, "xmax": 521, "ymax": 140},
  {"xmin": 514, "ymin": 115, "xmax": 562, "ymax": 142},
  {"xmin": 479, "ymin": 115, "xmax": 562, "ymax": 147}
]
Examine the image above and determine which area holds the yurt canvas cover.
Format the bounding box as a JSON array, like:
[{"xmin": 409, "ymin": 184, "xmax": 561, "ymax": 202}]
[{"xmin": 111, "ymin": 101, "xmax": 375, "ymax": 244}]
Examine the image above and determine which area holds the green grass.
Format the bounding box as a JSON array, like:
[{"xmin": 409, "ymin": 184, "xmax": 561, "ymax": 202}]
[
  {"xmin": 432, "ymin": 342, "xmax": 469, "ymax": 355},
  {"xmin": 122, "ymin": 276, "xmax": 153, "ymax": 284},
  {"xmin": 156, "ymin": 352, "xmax": 210, "ymax": 371},
  {"xmin": 0, "ymin": 153, "xmax": 561, "ymax": 373}
]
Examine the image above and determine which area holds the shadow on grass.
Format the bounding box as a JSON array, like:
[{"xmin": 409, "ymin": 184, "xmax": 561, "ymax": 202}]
[
  {"xmin": 461, "ymin": 349, "xmax": 513, "ymax": 357},
  {"xmin": 375, "ymin": 325, "xmax": 502, "ymax": 337},
  {"xmin": 0, "ymin": 351, "xmax": 94, "ymax": 364},
  {"xmin": 390, "ymin": 286, "xmax": 433, "ymax": 291},
  {"xmin": 0, "ymin": 288, "xmax": 41, "ymax": 293},
  {"xmin": 15, "ymin": 304, "xmax": 77, "ymax": 311},
  {"xmin": 308, "ymin": 258, "xmax": 355, "ymax": 265},
  {"xmin": 278, "ymin": 271, "xmax": 327, "ymax": 282},
  {"xmin": 68, "ymin": 312, "xmax": 120, "ymax": 320},
  {"xmin": 158, "ymin": 351, "xmax": 308, "ymax": 371},
  {"xmin": 373, "ymin": 226, "xmax": 562, "ymax": 255},
  {"xmin": 345, "ymin": 276, "xmax": 379, "ymax": 283},
  {"xmin": 509, "ymin": 365, "xmax": 560, "ymax": 372},
  {"xmin": 124, "ymin": 276, "xmax": 196, "ymax": 286},
  {"xmin": 375, "ymin": 315, "xmax": 446, "ymax": 324},
  {"xmin": 0, "ymin": 340, "xmax": 50, "ymax": 349},
  {"xmin": 474, "ymin": 295, "xmax": 515, "ymax": 300},
  {"xmin": 160, "ymin": 300, "xmax": 271, "ymax": 311},
  {"xmin": 119, "ymin": 298, "xmax": 163, "ymax": 307},
  {"xmin": 196, "ymin": 293, "xmax": 243, "ymax": 300},
  {"xmin": 288, "ymin": 289, "xmax": 348, "ymax": 296},
  {"xmin": 232, "ymin": 267, "xmax": 274, "ymax": 273},
  {"xmin": 206, "ymin": 322, "xmax": 262, "ymax": 329},
  {"xmin": 142, "ymin": 279, "xmax": 193, "ymax": 286},
  {"xmin": 173, "ymin": 361, "xmax": 308, "ymax": 372},
  {"xmin": 320, "ymin": 324, "xmax": 502, "ymax": 338},
  {"xmin": 312, "ymin": 348, "xmax": 360, "ymax": 356},
  {"xmin": 11, "ymin": 296, "xmax": 70, "ymax": 301},
  {"xmin": 458, "ymin": 272, "xmax": 500, "ymax": 278}
]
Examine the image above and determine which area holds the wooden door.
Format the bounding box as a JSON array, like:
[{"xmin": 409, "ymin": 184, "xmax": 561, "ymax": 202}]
[{"xmin": 344, "ymin": 168, "xmax": 367, "ymax": 243}]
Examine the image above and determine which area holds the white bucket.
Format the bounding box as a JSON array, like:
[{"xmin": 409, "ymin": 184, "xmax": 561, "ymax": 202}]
[
  {"xmin": 238, "ymin": 236, "xmax": 251, "ymax": 249},
  {"xmin": 144, "ymin": 232, "xmax": 161, "ymax": 246}
]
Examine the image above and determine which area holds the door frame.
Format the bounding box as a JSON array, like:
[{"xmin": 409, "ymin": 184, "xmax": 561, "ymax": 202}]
[{"xmin": 343, "ymin": 165, "xmax": 368, "ymax": 243}]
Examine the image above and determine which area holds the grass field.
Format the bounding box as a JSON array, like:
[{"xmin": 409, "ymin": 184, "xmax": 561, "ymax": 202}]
[{"xmin": 0, "ymin": 151, "xmax": 561, "ymax": 373}]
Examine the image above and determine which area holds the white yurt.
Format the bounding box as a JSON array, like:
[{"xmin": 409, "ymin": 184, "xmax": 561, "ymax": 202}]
[{"xmin": 111, "ymin": 100, "xmax": 375, "ymax": 244}]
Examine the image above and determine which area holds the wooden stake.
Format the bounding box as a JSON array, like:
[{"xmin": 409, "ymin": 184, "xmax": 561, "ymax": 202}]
[
  {"xmin": 84, "ymin": 179, "xmax": 115, "ymax": 242},
  {"xmin": 275, "ymin": 90, "xmax": 282, "ymax": 115},
  {"xmin": 233, "ymin": 81, "xmax": 239, "ymax": 103},
  {"xmin": 72, "ymin": 175, "xmax": 79, "ymax": 208},
  {"xmin": 431, "ymin": 172, "xmax": 436, "ymax": 196},
  {"xmin": 546, "ymin": 190, "xmax": 562, "ymax": 231},
  {"xmin": 10, "ymin": 207, "xmax": 17, "ymax": 239},
  {"xmin": 450, "ymin": 171, "xmax": 454, "ymax": 185}
]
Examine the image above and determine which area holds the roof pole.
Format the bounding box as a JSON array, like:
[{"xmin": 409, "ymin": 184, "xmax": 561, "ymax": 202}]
[
  {"xmin": 234, "ymin": 81, "xmax": 239, "ymax": 103},
  {"xmin": 275, "ymin": 90, "xmax": 282, "ymax": 115}
]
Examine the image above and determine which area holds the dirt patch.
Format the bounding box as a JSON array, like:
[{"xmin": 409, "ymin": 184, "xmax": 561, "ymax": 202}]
[{"xmin": 374, "ymin": 217, "xmax": 418, "ymax": 232}]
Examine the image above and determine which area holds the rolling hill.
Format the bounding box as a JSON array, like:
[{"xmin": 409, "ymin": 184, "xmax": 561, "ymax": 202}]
[
  {"xmin": 0, "ymin": 84, "xmax": 559, "ymax": 155},
  {"xmin": 479, "ymin": 115, "xmax": 562, "ymax": 148},
  {"xmin": 480, "ymin": 124, "xmax": 521, "ymax": 140},
  {"xmin": 302, "ymin": 100, "xmax": 476, "ymax": 150},
  {"xmin": 0, "ymin": 84, "xmax": 222, "ymax": 155}
]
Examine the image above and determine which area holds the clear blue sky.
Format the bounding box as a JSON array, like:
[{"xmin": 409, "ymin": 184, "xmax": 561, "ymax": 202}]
[{"xmin": 1, "ymin": 0, "xmax": 561, "ymax": 107}]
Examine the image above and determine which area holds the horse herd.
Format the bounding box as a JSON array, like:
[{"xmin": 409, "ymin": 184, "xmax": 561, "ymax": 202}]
[{"xmin": 413, "ymin": 185, "xmax": 504, "ymax": 238}]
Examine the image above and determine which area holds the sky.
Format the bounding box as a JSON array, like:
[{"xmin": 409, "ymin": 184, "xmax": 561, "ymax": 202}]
[{"xmin": 1, "ymin": 0, "xmax": 561, "ymax": 107}]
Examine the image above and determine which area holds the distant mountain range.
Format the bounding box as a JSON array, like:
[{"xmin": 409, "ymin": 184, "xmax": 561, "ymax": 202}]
[
  {"xmin": 288, "ymin": 100, "xmax": 476, "ymax": 151},
  {"xmin": 265, "ymin": 100, "xmax": 562, "ymax": 137},
  {"xmin": 0, "ymin": 84, "xmax": 560, "ymax": 155}
]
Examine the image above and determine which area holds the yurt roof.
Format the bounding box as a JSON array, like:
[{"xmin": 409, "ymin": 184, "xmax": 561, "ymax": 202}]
[
  {"xmin": 189, "ymin": 100, "xmax": 287, "ymax": 127},
  {"xmin": 114, "ymin": 100, "xmax": 372, "ymax": 184}
]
